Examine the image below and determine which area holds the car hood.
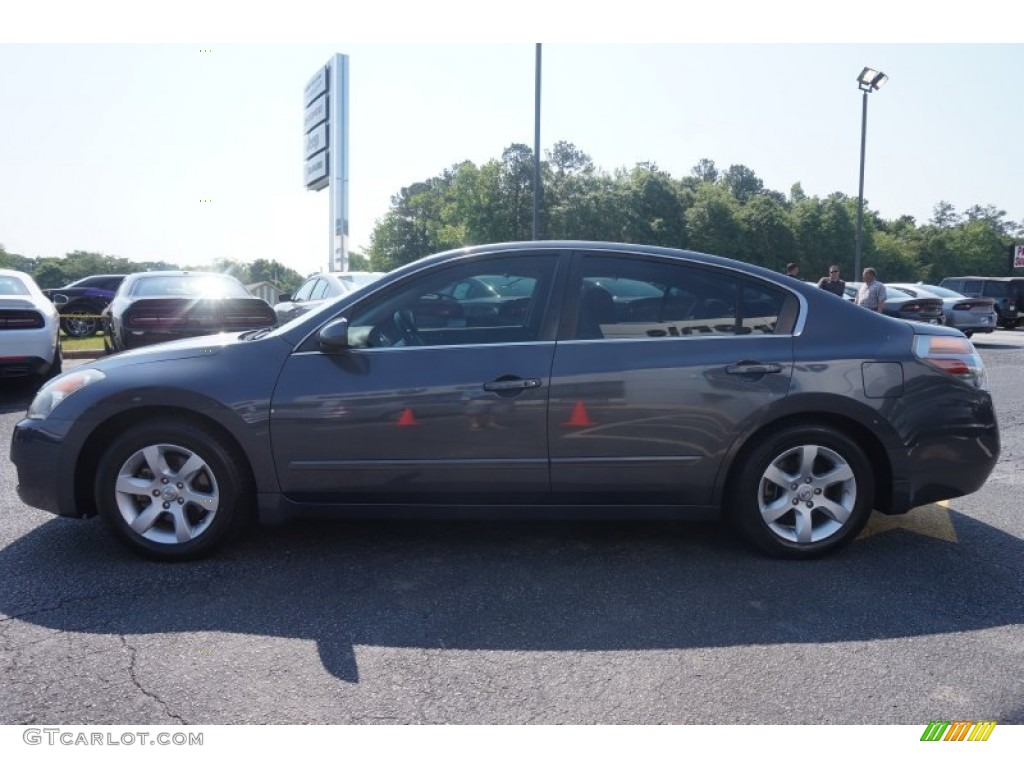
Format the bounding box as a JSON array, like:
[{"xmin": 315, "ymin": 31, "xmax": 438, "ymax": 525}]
[{"xmin": 88, "ymin": 331, "xmax": 275, "ymax": 371}]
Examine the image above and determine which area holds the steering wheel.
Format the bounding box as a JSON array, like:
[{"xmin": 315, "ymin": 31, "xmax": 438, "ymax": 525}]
[{"xmin": 393, "ymin": 309, "xmax": 425, "ymax": 346}]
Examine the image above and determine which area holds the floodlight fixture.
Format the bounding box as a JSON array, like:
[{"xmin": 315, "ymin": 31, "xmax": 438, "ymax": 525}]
[{"xmin": 857, "ymin": 67, "xmax": 888, "ymax": 93}]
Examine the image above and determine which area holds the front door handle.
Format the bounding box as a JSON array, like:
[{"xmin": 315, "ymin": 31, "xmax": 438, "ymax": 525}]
[{"xmin": 725, "ymin": 362, "xmax": 783, "ymax": 375}]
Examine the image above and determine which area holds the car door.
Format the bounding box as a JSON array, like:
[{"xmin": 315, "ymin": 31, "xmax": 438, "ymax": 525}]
[
  {"xmin": 270, "ymin": 251, "xmax": 564, "ymax": 502},
  {"xmin": 547, "ymin": 250, "xmax": 796, "ymax": 506}
]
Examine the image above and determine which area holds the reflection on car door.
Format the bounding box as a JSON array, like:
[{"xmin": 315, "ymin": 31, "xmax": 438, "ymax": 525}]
[
  {"xmin": 548, "ymin": 252, "xmax": 796, "ymax": 506},
  {"xmin": 269, "ymin": 253, "xmax": 563, "ymax": 502}
]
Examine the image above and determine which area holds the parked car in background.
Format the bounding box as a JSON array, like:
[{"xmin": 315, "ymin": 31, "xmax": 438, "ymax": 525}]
[
  {"xmin": 888, "ymin": 283, "xmax": 997, "ymax": 337},
  {"xmin": 844, "ymin": 282, "xmax": 945, "ymax": 325},
  {"xmin": 13, "ymin": 242, "xmax": 999, "ymax": 562},
  {"xmin": 101, "ymin": 271, "xmax": 277, "ymax": 353},
  {"xmin": 1002, "ymin": 277, "xmax": 1024, "ymax": 323},
  {"xmin": 41, "ymin": 274, "xmax": 126, "ymax": 338},
  {"xmin": 0, "ymin": 268, "xmax": 61, "ymax": 380},
  {"xmin": 939, "ymin": 276, "xmax": 1020, "ymax": 328},
  {"xmin": 273, "ymin": 271, "xmax": 384, "ymax": 324}
]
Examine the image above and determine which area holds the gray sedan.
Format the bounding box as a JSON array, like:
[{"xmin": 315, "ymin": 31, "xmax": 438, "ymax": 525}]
[
  {"xmin": 888, "ymin": 283, "xmax": 998, "ymax": 338},
  {"xmin": 12, "ymin": 241, "xmax": 1000, "ymax": 562}
]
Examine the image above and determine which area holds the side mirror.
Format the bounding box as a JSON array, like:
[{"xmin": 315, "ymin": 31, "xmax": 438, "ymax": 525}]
[
  {"xmin": 51, "ymin": 293, "xmax": 70, "ymax": 308},
  {"xmin": 318, "ymin": 318, "xmax": 351, "ymax": 351},
  {"xmin": 278, "ymin": 292, "xmax": 292, "ymax": 303}
]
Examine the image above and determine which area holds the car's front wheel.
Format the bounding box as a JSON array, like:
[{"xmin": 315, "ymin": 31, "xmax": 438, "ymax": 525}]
[
  {"xmin": 729, "ymin": 425, "xmax": 874, "ymax": 559},
  {"xmin": 95, "ymin": 420, "xmax": 253, "ymax": 560}
]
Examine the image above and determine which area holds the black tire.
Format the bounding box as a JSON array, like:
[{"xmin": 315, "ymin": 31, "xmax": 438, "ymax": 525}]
[
  {"xmin": 728, "ymin": 425, "xmax": 874, "ymax": 559},
  {"xmin": 34, "ymin": 344, "xmax": 63, "ymax": 388},
  {"xmin": 95, "ymin": 419, "xmax": 253, "ymax": 561},
  {"xmin": 60, "ymin": 307, "xmax": 101, "ymax": 338},
  {"xmin": 47, "ymin": 345, "xmax": 63, "ymax": 379}
]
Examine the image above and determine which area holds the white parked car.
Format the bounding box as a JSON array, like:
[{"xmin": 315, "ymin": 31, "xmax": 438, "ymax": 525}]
[
  {"xmin": 0, "ymin": 268, "xmax": 61, "ymax": 380},
  {"xmin": 273, "ymin": 271, "xmax": 385, "ymax": 324}
]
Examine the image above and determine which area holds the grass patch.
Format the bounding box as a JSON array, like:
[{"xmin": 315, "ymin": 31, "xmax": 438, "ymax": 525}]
[{"xmin": 61, "ymin": 333, "xmax": 105, "ymax": 353}]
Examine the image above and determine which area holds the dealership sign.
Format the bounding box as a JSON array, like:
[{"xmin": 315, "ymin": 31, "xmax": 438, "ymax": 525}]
[
  {"xmin": 303, "ymin": 69, "xmax": 330, "ymax": 191},
  {"xmin": 303, "ymin": 55, "xmax": 350, "ymax": 271},
  {"xmin": 1013, "ymin": 244, "xmax": 1024, "ymax": 269}
]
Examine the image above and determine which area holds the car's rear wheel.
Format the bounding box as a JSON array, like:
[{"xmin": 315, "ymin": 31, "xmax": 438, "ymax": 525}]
[
  {"xmin": 95, "ymin": 420, "xmax": 253, "ymax": 560},
  {"xmin": 729, "ymin": 425, "xmax": 874, "ymax": 559}
]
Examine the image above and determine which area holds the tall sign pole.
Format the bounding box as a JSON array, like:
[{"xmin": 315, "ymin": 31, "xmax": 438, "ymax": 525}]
[{"xmin": 304, "ymin": 54, "xmax": 350, "ymax": 272}]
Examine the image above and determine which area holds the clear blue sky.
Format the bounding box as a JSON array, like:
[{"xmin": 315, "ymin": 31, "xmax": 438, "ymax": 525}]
[{"xmin": 2, "ymin": 3, "xmax": 1022, "ymax": 278}]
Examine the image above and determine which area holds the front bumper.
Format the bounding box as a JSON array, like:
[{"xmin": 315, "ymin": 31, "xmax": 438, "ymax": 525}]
[{"xmin": 11, "ymin": 418, "xmax": 83, "ymax": 518}]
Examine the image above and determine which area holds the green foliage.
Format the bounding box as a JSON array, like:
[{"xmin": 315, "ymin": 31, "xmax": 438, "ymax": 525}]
[
  {"xmin": 347, "ymin": 250, "xmax": 371, "ymax": 271},
  {"xmin": 684, "ymin": 183, "xmax": 746, "ymax": 258},
  {"xmin": 364, "ymin": 143, "xmax": 1019, "ymax": 281},
  {"xmin": 5, "ymin": 246, "xmax": 308, "ymax": 295},
  {"xmin": 9, "ymin": 145, "xmax": 1020, "ymax": 289}
]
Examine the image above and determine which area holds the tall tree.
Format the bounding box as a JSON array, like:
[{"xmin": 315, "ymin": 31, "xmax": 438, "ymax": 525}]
[
  {"xmin": 618, "ymin": 163, "xmax": 686, "ymax": 247},
  {"xmin": 691, "ymin": 158, "xmax": 719, "ymax": 183},
  {"xmin": 721, "ymin": 164, "xmax": 764, "ymax": 204},
  {"xmin": 684, "ymin": 183, "xmax": 746, "ymax": 258}
]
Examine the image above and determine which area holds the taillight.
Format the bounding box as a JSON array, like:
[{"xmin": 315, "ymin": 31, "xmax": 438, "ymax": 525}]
[
  {"xmin": 913, "ymin": 334, "xmax": 988, "ymax": 390},
  {"xmin": 0, "ymin": 310, "xmax": 45, "ymax": 329}
]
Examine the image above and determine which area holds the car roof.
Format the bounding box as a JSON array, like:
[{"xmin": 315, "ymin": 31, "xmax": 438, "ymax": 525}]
[
  {"xmin": 392, "ymin": 240, "xmax": 798, "ymax": 286},
  {"xmin": 942, "ymin": 275, "xmax": 1010, "ymax": 281},
  {"xmin": 126, "ymin": 270, "xmax": 228, "ymax": 279}
]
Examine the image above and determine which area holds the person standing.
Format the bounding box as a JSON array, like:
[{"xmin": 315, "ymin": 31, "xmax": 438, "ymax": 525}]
[
  {"xmin": 785, "ymin": 262, "xmax": 800, "ymax": 278},
  {"xmin": 856, "ymin": 267, "xmax": 887, "ymax": 313},
  {"xmin": 817, "ymin": 265, "xmax": 846, "ymax": 297}
]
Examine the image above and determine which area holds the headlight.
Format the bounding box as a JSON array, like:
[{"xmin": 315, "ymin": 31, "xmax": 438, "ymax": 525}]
[{"xmin": 28, "ymin": 369, "xmax": 106, "ymax": 419}]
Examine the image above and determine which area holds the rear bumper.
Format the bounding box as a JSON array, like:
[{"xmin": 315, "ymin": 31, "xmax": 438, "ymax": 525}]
[
  {"xmin": 885, "ymin": 389, "xmax": 1000, "ymax": 514},
  {"xmin": 0, "ymin": 356, "xmax": 53, "ymax": 378}
]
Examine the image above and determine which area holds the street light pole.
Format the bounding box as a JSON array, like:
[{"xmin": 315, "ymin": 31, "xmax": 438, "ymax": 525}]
[
  {"xmin": 854, "ymin": 67, "xmax": 887, "ymax": 279},
  {"xmin": 533, "ymin": 43, "xmax": 542, "ymax": 240}
]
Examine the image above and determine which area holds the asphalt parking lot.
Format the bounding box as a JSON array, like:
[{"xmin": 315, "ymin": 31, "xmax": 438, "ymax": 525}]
[{"xmin": 1, "ymin": 331, "xmax": 1022, "ymax": 725}]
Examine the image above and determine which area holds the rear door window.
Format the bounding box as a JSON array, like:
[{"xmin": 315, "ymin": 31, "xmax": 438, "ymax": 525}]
[{"xmin": 566, "ymin": 255, "xmax": 793, "ymax": 340}]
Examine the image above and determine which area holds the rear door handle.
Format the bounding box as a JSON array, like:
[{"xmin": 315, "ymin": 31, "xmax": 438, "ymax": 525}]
[
  {"xmin": 483, "ymin": 377, "xmax": 542, "ymax": 392},
  {"xmin": 725, "ymin": 362, "xmax": 783, "ymax": 375}
]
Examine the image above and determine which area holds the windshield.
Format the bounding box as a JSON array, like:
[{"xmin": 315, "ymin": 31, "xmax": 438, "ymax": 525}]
[{"xmin": 338, "ymin": 272, "xmax": 384, "ymax": 290}]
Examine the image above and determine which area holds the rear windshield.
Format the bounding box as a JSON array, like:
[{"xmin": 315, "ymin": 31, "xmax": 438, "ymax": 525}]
[
  {"xmin": 0, "ymin": 276, "xmax": 30, "ymax": 295},
  {"xmin": 131, "ymin": 275, "xmax": 250, "ymax": 298}
]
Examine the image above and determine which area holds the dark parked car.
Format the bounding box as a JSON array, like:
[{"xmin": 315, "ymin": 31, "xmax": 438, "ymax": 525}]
[
  {"xmin": 13, "ymin": 242, "xmax": 999, "ymax": 562},
  {"xmin": 101, "ymin": 271, "xmax": 277, "ymax": 353},
  {"xmin": 41, "ymin": 274, "xmax": 126, "ymax": 338},
  {"xmin": 939, "ymin": 276, "xmax": 1019, "ymax": 328},
  {"xmin": 844, "ymin": 282, "xmax": 945, "ymax": 325},
  {"xmin": 1005, "ymin": 277, "xmax": 1024, "ymax": 319},
  {"xmin": 273, "ymin": 271, "xmax": 384, "ymax": 324},
  {"xmin": 888, "ymin": 283, "xmax": 997, "ymax": 338}
]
